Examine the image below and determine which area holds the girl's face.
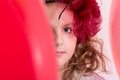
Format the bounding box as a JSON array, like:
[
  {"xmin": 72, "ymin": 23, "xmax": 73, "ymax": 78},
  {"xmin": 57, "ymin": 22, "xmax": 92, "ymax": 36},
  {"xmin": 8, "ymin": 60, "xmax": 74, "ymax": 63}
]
[{"xmin": 46, "ymin": 2, "xmax": 77, "ymax": 68}]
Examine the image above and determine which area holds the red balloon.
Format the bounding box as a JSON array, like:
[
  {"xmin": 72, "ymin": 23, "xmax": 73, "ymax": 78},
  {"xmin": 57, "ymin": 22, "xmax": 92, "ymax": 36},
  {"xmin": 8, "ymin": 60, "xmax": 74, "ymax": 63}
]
[
  {"xmin": 0, "ymin": 0, "xmax": 58, "ymax": 80},
  {"xmin": 110, "ymin": 0, "xmax": 120, "ymax": 79},
  {"xmin": 25, "ymin": 0, "xmax": 58, "ymax": 80}
]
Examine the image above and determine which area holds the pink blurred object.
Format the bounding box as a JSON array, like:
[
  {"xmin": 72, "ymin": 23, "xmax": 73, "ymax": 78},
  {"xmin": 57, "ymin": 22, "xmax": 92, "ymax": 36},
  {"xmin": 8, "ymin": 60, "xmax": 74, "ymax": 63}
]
[
  {"xmin": 110, "ymin": 0, "xmax": 120, "ymax": 79},
  {"xmin": 0, "ymin": 0, "xmax": 58, "ymax": 80}
]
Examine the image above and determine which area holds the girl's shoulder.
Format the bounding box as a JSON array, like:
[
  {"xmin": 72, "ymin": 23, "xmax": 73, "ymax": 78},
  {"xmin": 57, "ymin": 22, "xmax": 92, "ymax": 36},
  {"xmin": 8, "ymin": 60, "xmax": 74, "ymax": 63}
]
[
  {"xmin": 74, "ymin": 71, "xmax": 105, "ymax": 80},
  {"xmin": 81, "ymin": 72, "xmax": 105, "ymax": 80}
]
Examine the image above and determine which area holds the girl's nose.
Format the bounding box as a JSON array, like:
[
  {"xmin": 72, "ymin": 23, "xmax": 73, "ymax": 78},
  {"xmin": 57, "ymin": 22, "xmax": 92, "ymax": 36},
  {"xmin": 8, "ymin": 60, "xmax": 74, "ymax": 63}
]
[{"xmin": 55, "ymin": 32, "xmax": 63, "ymax": 47}]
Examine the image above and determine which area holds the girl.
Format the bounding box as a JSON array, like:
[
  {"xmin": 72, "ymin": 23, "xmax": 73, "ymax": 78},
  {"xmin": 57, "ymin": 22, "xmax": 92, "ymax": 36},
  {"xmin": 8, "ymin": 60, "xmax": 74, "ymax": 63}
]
[{"xmin": 45, "ymin": 0, "xmax": 108, "ymax": 80}]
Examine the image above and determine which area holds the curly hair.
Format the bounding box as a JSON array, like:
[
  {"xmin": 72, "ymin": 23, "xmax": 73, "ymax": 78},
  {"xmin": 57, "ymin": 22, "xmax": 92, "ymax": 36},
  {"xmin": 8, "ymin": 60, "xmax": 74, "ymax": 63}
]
[{"xmin": 45, "ymin": 0, "xmax": 108, "ymax": 80}]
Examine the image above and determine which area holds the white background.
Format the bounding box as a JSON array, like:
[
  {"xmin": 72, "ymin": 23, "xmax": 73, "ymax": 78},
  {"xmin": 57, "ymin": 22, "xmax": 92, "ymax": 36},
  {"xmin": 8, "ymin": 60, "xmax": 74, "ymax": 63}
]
[{"xmin": 97, "ymin": 0, "xmax": 119, "ymax": 80}]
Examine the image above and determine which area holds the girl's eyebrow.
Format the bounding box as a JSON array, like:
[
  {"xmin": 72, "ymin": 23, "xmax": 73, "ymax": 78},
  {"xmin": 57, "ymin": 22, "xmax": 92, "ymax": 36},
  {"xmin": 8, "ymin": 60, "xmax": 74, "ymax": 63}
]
[{"xmin": 62, "ymin": 23, "xmax": 74, "ymax": 28}]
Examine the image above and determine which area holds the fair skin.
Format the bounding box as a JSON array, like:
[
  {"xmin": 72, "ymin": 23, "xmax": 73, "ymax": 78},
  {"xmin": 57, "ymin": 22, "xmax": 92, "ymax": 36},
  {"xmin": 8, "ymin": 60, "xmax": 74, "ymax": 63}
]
[{"xmin": 46, "ymin": 2, "xmax": 77, "ymax": 79}]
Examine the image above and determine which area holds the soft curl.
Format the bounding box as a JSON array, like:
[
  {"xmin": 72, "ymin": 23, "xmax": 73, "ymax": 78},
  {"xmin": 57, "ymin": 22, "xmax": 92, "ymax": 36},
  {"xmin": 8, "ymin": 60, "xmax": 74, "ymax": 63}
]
[{"xmin": 70, "ymin": 0, "xmax": 101, "ymax": 43}]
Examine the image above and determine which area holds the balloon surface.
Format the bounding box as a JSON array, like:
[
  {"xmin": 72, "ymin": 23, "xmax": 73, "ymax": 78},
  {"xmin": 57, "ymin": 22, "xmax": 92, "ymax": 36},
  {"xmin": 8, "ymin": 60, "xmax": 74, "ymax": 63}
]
[
  {"xmin": 110, "ymin": 0, "xmax": 120, "ymax": 79},
  {"xmin": 0, "ymin": 0, "xmax": 58, "ymax": 80}
]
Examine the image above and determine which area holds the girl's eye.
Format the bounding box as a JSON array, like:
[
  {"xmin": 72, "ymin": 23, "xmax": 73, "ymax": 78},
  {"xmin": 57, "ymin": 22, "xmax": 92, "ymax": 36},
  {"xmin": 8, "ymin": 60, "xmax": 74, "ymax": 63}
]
[{"xmin": 64, "ymin": 27, "xmax": 72, "ymax": 33}]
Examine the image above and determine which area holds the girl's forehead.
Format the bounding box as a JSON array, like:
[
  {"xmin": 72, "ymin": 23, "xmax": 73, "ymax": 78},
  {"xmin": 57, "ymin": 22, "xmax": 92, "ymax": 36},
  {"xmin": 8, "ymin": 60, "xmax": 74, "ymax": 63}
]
[
  {"xmin": 47, "ymin": 2, "xmax": 65, "ymax": 7},
  {"xmin": 46, "ymin": 2, "xmax": 73, "ymax": 14},
  {"xmin": 46, "ymin": 2, "xmax": 74, "ymax": 27},
  {"xmin": 46, "ymin": 2, "xmax": 74, "ymax": 22}
]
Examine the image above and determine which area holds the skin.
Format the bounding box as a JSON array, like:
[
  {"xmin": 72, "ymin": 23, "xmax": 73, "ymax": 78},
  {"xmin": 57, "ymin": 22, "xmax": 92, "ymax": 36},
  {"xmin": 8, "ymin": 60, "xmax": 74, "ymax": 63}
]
[{"xmin": 46, "ymin": 2, "xmax": 77, "ymax": 77}]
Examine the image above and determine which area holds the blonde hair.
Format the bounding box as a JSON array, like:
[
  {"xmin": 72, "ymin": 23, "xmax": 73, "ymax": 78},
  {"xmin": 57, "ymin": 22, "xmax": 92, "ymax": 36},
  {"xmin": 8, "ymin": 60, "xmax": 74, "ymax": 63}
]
[{"xmin": 62, "ymin": 38, "xmax": 108, "ymax": 80}]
